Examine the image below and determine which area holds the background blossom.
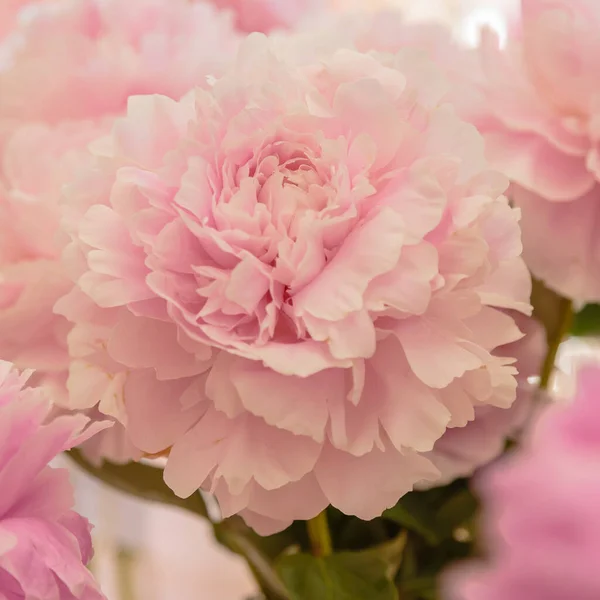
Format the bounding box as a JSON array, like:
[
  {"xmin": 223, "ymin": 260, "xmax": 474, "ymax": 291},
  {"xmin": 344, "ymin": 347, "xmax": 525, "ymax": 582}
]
[
  {"xmin": 0, "ymin": 0, "xmax": 242, "ymax": 463},
  {"xmin": 318, "ymin": 2, "xmax": 600, "ymax": 303},
  {"xmin": 0, "ymin": 121, "xmax": 105, "ymax": 379},
  {"xmin": 0, "ymin": 361, "xmax": 107, "ymax": 599},
  {"xmin": 458, "ymin": 0, "xmax": 600, "ymax": 302},
  {"xmin": 58, "ymin": 33, "xmax": 530, "ymax": 533},
  {"xmin": 446, "ymin": 365, "xmax": 600, "ymax": 600},
  {"xmin": 0, "ymin": 0, "xmax": 240, "ymax": 139},
  {"xmin": 208, "ymin": 0, "xmax": 320, "ymax": 33}
]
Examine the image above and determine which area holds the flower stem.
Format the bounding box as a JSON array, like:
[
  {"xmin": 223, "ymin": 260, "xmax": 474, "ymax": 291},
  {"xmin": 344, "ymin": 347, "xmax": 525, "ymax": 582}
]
[
  {"xmin": 539, "ymin": 296, "xmax": 573, "ymax": 390},
  {"xmin": 307, "ymin": 511, "xmax": 333, "ymax": 557}
]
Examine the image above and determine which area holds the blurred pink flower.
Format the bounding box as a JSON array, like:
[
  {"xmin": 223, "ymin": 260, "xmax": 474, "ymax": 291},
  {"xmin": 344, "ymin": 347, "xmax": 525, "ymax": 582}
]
[
  {"xmin": 0, "ymin": 121, "xmax": 105, "ymax": 377},
  {"xmin": 0, "ymin": 119, "xmax": 146, "ymax": 466},
  {"xmin": 58, "ymin": 33, "xmax": 530, "ymax": 534},
  {"xmin": 0, "ymin": 0, "xmax": 240, "ymax": 131},
  {"xmin": 461, "ymin": 0, "xmax": 600, "ymax": 302},
  {"xmin": 0, "ymin": 0, "xmax": 242, "ymax": 464},
  {"xmin": 295, "ymin": 10, "xmax": 484, "ymax": 131},
  {"xmin": 0, "ymin": 361, "xmax": 107, "ymax": 599},
  {"xmin": 208, "ymin": 0, "xmax": 320, "ymax": 33},
  {"xmin": 0, "ymin": 0, "xmax": 31, "ymax": 39},
  {"xmin": 446, "ymin": 365, "xmax": 600, "ymax": 600}
]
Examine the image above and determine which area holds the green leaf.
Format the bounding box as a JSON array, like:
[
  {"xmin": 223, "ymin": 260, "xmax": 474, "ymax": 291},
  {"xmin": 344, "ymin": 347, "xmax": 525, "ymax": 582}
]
[
  {"xmin": 436, "ymin": 489, "xmax": 478, "ymax": 539},
  {"xmin": 572, "ymin": 303, "xmax": 600, "ymax": 337},
  {"xmin": 383, "ymin": 495, "xmax": 442, "ymax": 546},
  {"xmin": 344, "ymin": 533, "xmax": 407, "ymax": 580},
  {"xmin": 68, "ymin": 449, "xmax": 208, "ymax": 518},
  {"xmin": 383, "ymin": 485, "xmax": 479, "ymax": 548},
  {"xmin": 277, "ymin": 552, "xmax": 398, "ymax": 600},
  {"xmin": 401, "ymin": 576, "xmax": 438, "ymax": 597}
]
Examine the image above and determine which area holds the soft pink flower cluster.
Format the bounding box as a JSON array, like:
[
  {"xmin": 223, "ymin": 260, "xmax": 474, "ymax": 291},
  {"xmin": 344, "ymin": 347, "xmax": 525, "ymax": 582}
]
[
  {"xmin": 0, "ymin": 121, "xmax": 105, "ymax": 382},
  {"xmin": 0, "ymin": 361, "xmax": 106, "ymax": 599},
  {"xmin": 0, "ymin": 0, "xmax": 240, "ymax": 132},
  {"xmin": 447, "ymin": 366, "xmax": 600, "ymax": 600},
  {"xmin": 209, "ymin": 0, "xmax": 320, "ymax": 33},
  {"xmin": 0, "ymin": 0, "xmax": 33, "ymax": 39},
  {"xmin": 0, "ymin": 0, "xmax": 242, "ymax": 460},
  {"xmin": 0, "ymin": 0, "xmax": 241, "ymax": 359},
  {"xmin": 322, "ymin": 2, "xmax": 600, "ymax": 304},
  {"xmin": 461, "ymin": 0, "xmax": 600, "ymax": 302},
  {"xmin": 56, "ymin": 32, "xmax": 531, "ymax": 533}
]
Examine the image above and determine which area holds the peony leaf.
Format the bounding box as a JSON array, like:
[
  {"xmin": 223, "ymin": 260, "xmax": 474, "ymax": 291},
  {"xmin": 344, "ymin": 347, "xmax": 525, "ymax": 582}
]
[
  {"xmin": 572, "ymin": 304, "xmax": 600, "ymax": 337},
  {"xmin": 277, "ymin": 552, "xmax": 399, "ymax": 600},
  {"xmin": 354, "ymin": 532, "xmax": 408, "ymax": 580},
  {"xmin": 436, "ymin": 488, "xmax": 478, "ymax": 538},
  {"xmin": 400, "ymin": 576, "xmax": 438, "ymax": 599},
  {"xmin": 383, "ymin": 495, "xmax": 441, "ymax": 546},
  {"xmin": 383, "ymin": 486, "xmax": 478, "ymax": 547},
  {"xmin": 68, "ymin": 449, "xmax": 208, "ymax": 517}
]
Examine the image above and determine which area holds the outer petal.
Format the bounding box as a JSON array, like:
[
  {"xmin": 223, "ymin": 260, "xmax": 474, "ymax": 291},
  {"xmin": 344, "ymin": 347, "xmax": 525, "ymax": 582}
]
[
  {"xmin": 164, "ymin": 407, "xmax": 321, "ymax": 498},
  {"xmin": 484, "ymin": 131, "xmax": 594, "ymax": 201},
  {"xmin": 315, "ymin": 441, "xmax": 439, "ymax": 520},
  {"xmin": 516, "ymin": 185, "xmax": 600, "ymax": 302}
]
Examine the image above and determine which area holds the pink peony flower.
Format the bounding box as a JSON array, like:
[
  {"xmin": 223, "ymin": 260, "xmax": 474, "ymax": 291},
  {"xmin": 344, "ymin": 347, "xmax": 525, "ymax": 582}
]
[
  {"xmin": 0, "ymin": 121, "xmax": 105, "ymax": 376},
  {"xmin": 208, "ymin": 0, "xmax": 320, "ymax": 33},
  {"xmin": 458, "ymin": 0, "xmax": 600, "ymax": 302},
  {"xmin": 0, "ymin": 122, "xmax": 146, "ymax": 466},
  {"xmin": 58, "ymin": 33, "xmax": 530, "ymax": 534},
  {"xmin": 446, "ymin": 365, "xmax": 600, "ymax": 600},
  {"xmin": 0, "ymin": 0, "xmax": 240, "ymax": 131},
  {"xmin": 0, "ymin": 360, "xmax": 107, "ymax": 599},
  {"xmin": 294, "ymin": 10, "xmax": 485, "ymax": 129}
]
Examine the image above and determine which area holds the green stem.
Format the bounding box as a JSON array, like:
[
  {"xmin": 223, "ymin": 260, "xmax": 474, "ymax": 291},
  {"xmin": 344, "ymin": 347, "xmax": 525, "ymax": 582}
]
[
  {"xmin": 116, "ymin": 547, "xmax": 137, "ymax": 600},
  {"xmin": 217, "ymin": 520, "xmax": 290, "ymax": 600},
  {"xmin": 539, "ymin": 297, "xmax": 573, "ymax": 390},
  {"xmin": 306, "ymin": 511, "xmax": 333, "ymax": 557}
]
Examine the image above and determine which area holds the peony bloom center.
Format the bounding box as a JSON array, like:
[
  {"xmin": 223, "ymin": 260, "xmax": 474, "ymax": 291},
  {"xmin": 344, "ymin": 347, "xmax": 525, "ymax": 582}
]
[{"xmin": 157, "ymin": 99, "xmax": 385, "ymax": 354}]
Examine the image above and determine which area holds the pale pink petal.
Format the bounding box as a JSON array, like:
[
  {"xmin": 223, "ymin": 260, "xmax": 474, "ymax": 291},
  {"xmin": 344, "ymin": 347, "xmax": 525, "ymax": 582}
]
[
  {"xmin": 225, "ymin": 356, "xmax": 342, "ymax": 442},
  {"xmin": 124, "ymin": 371, "xmax": 207, "ymax": 455},
  {"xmin": 293, "ymin": 208, "xmax": 407, "ymax": 322},
  {"xmin": 107, "ymin": 311, "xmax": 212, "ymax": 379},
  {"xmin": 396, "ymin": 316, "xmax": 483, "ymax": 388},
  {"xmin": 165, "ymin": 407, "xmax": 321, "ymax": 498},
  {"xmin": 315, "ymin": 442, "xmax": 439, "ymax": 520},
  {"xmin": 516, "ymin": 185, "xmax": 600, "ymax": 301},
  {"xmin": 484, "ymin": 131, "xmax": 595, "ymax": 201}
]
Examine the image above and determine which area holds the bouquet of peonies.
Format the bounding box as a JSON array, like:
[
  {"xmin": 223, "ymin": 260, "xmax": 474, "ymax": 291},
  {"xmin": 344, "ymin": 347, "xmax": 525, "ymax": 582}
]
[{"xmin": 1, "ymin": 0, "xmax": 600, "ymax": 598}]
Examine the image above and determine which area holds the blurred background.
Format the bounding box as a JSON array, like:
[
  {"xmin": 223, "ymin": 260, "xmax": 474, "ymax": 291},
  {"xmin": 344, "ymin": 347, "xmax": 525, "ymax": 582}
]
[{"xmin": 54, "ymin": 1, "xmax": 556, "ymax": 599}]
